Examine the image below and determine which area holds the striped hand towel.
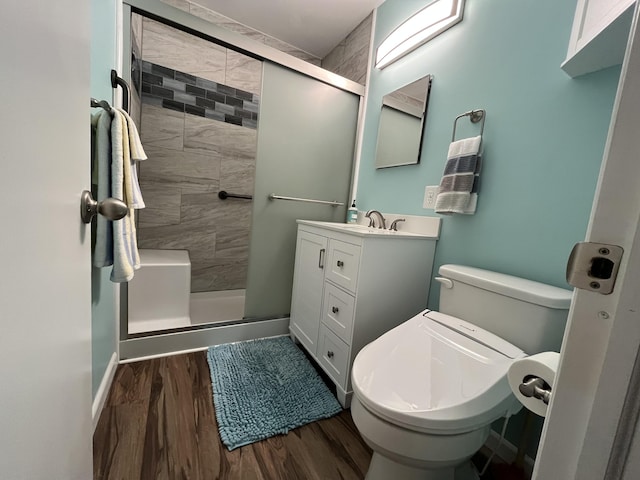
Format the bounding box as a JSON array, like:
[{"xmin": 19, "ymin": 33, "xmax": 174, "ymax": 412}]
[{"xmin": 435, "ymin": 135, "xmax": 482, "ymax": 215}]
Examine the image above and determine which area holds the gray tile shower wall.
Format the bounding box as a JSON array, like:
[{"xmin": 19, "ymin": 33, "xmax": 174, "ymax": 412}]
[
  {"xmin": 136, "ymin": 16, "xmax": 260, "ymax": 293},
  {"xmin": 321, "ymin": 13, "xmax": 373, "ymax": 86},
  {"xmin": 160, "ymin": 0, "xmax": 322, "ymax": 66},
  {"xmin": 137, "ymin": 105, "xmax": 257, "ymax": 293},
  {"xmin": 141, "ymin": 60, "xmax": 259, "ymax": 130},
  {"xmin": 130, "ymin": 14, "xmax": 143, "ymax": 127}
]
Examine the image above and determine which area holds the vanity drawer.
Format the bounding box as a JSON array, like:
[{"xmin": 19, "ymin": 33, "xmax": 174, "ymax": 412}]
[
  {"xmin": 326, "ymin": 240, "xmax": 361, "ymax": 293},
  {"xmin": 317, "ymin": 324, "xmax": 350, "ymax": 389},
  {"xmin": 321, "ymin": 282, "xmax": 355, "ymax": 344}
]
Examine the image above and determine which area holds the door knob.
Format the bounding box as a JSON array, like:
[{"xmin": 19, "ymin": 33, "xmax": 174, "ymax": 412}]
[{"xmin": 80, "ymin": 190, "xmax": 128, "ymax": 224}]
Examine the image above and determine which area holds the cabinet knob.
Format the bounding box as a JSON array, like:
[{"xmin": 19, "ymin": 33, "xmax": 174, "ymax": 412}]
[
  {"xmin": 337, "ymin": 260, "xmax": 344, "ymax": 267},
  {"xmin": 332, "ymin": 306, "xmax": 339, "ymax": 314},
  {"xmin": 327, "ymin": 350, "xmax": 334, "ymax": 359}
]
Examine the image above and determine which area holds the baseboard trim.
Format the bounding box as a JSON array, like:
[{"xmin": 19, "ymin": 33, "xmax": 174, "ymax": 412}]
[
  {"xmin": 92, "ymin": 352, "xmax": 118, "ymax": 432},
  {"xmin": 119, "ymin": 317, "xmax": 290, "ymax": 361},
  {"xmin": 483, "ymin": 429, "xmax": 536, "ymax": 478},
  {"xmin": 119, "ymin": 345, "xmax": 209, "ymax": 364}
]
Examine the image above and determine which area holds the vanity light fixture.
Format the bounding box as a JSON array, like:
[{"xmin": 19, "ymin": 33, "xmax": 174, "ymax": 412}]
[{"xmin": 375, "ymin": 0, "xmax": 465, "ymax": 69}]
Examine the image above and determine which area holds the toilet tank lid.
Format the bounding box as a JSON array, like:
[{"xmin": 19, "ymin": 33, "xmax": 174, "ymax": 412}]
[{"xmin": 438, "ymin": 265, "xmax": 573, "ymax": 309}]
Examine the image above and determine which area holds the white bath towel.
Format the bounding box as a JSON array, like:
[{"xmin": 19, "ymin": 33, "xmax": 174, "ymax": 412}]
[
  {"xmin": 117, "ymin": 108, "xmax": 147, "ymax": 209},
  {"xmin": 92, "ymin": 109, "xmax": 114, "ymax": 268},
  {"xmin": 118, "ymin": 109, "xmax": 146, "ymax": 275},
  {"xmin": 120, "ymin": 109, "xmax": 147, "ymax": 161},
  {"xmin": 435, "ymin": 135, "xmax": 482, "ymax": 215},
  {"xmin": 110, "ymin": 110, "xmax": 132, "ymax": 282},
  {"xmin": 110, "ymin": 110, "xmax": 145, "ymax": 282},
  {"xmin": 447, "ymin": 135, "xmax": 481, "ymax": 159},
  {"xmin": 92, "ymin": 107, "xmax": 146, "ymax": 282}
]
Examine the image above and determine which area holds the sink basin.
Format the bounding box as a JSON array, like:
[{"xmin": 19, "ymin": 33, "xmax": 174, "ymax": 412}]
[
  {"xmin": 336, "ymin": 223, "xmax": 377, "ymax": 231},
  {"xmin": 323, "ymin": 223, "xmax": 389, "ymax": 233},
  {"xmin": 297, "ymin": 221, "xmax": 435, "ymax": 238},
  {"xmin": 338, "ymin": 224, "xmax": 403, "ymax": 234}
]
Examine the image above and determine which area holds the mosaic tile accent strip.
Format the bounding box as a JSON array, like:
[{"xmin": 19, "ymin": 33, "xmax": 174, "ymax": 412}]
[{"xmin": 141, "ymin": 60, "xmax": 259, "ymax": 129}]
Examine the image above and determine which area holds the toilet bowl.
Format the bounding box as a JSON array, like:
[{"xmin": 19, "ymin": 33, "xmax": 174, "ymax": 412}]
[
  {"xmin": 352, "ymin": 310, "xmax": 525, "ymax": 480},
  {"xmin": 350, "ymin": 265, "xmax": 573, "ymax": 480}
]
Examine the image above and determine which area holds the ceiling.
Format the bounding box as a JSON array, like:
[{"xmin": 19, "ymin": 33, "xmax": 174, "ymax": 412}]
[{"xmin": 194, "ymin": 0, "xmax": 386, "ymax": 58}]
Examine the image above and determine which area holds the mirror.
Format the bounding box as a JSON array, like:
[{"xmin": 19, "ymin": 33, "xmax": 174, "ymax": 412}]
[{"xmin": 374, "ymin": 75, "xmax": 432, "ymax": 169}]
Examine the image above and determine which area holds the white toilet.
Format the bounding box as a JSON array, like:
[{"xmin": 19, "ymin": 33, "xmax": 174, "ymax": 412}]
[{"xmin": 350, "ymin": 264, "xmax": 573, "ymax": 480}]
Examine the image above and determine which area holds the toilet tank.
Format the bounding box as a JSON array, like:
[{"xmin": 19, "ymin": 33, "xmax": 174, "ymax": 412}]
[{"xmin": 437, "ymin": 265, "xmax": 573, "ymax": 354}]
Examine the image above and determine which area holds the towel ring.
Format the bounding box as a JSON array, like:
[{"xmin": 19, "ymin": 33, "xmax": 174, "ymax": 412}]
[{"xmin": 452, "ymin": 109, "xmax": 486, "ymax": 142}]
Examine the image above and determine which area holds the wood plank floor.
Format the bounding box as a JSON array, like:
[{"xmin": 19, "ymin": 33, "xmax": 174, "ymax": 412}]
[{"xmin": 93, "ymin": 351, "xmax": 372, "ymax": 480}]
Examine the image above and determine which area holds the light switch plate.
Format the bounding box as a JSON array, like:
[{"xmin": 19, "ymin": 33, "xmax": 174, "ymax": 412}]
[{"xmin": 423, "ymin": 186, "xmax": 439, "ymax": 209}]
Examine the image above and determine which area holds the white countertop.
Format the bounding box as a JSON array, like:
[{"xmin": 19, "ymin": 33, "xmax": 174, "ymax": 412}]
[{"xmin": 297, "ymin": 219, "xmax": 440, "ymax": 239}]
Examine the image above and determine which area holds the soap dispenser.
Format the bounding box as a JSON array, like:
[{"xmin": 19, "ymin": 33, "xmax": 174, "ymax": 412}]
[{"xmin": 347, "ymin": 200, "xmax": 358, "ymax": 224}]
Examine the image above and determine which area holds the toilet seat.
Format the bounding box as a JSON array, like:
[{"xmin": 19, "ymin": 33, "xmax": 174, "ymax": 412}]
[{"xmin": 352, "ymin": 309, "xmax": 526, "ymax": 435}]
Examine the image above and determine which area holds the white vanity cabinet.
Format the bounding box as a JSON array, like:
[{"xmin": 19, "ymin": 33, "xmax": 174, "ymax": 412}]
[
  {"xmin": 289, "ymin": 220, "xmax": 438, "ymax": 407},
  {"xmin": 562, "ymin": 0, "xmax": 634, "ymax": 77}
]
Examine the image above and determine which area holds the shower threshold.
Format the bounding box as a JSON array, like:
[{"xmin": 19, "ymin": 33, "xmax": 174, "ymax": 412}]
[{"xmin": 190, "ymin": 289, "xmax": 246, "ymax": 325}]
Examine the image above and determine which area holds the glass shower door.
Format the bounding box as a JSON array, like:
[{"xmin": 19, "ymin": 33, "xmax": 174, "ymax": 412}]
[{"xmin": 245, "ymin": 61, "xmax": 361, "ymax": 319}]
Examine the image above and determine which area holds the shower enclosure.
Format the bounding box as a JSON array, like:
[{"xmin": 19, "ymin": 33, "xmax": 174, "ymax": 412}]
[{"xmin": 119, "ymin": 0, "xmax": 363, "ymax": 358}]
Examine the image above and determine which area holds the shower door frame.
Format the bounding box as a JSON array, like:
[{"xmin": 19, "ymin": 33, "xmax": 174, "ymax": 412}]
[{"xmin": 118, "ymin": 0, "xmax": 366, "ymax": 358}]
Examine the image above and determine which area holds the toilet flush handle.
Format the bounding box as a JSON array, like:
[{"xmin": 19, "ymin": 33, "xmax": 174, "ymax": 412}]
[{"xmin": 434, "ymin": 277, "xmax": 454, "ymax": 289}]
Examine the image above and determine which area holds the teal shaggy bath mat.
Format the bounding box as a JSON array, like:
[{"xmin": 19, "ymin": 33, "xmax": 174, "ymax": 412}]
[{"xmin": 206, "ymin": 336, "xmax": 342, "ymax": 450}]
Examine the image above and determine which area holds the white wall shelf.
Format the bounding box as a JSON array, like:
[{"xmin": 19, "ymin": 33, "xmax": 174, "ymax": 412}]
[{"xmin": 562, "ymin": 0, "xmax": 635, "ymax": 77}]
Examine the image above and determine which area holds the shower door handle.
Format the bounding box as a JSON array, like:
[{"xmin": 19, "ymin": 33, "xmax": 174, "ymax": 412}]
[{"xmin": 318, "ymin": 248, "xmax": 325, "ymax": 269}]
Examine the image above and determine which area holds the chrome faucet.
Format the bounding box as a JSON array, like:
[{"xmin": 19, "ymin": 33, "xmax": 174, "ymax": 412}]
[
  {"xmin": 365, "ymin": 210, "xmax": 386, "ymax": 229},
  {"xmin": 389, "ymin": 218, "xmax": 406, "ymax": 231}
]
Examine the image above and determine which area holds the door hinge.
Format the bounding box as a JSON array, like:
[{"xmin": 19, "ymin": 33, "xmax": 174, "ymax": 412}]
[{"xmin": 566, "ymin": 242, "xmax": 623, "ymax": 294}]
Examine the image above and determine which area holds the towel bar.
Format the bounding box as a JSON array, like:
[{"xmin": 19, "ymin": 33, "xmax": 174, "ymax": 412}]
[
  {"xmin": 218, "ymin": 191, "xmax": 253, "ymax": 200},
  {"xmin": 452, "ymin": 109, "xmax": 486, "ymax": 142},
  {"xmin": 91, "ymin": 98, "xmax": 112, "ymax": 113},
  {"xmin": 268, "ymin": 194, "xmax": 344, "ymax": 207},
  {"xmin": 111, "ymin": 69, "xmax": 131, "ymax": 113}
]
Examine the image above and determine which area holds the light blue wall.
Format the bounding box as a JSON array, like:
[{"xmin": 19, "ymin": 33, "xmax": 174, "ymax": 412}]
[
  {"xmin": 359, "ymin": 0, "xmax": 621, "ymax": 312},
  {"xmin": 359, "ymin": 0, "xmax": 622, "ymax": 458},
  {"xmin": 90, "ymin": 0, "xmax": 118, "ymax": 399}
]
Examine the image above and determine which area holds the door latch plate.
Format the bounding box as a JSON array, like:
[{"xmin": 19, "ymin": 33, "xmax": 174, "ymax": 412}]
[{"xmin": 566, "ymin": 242, "xmax": 623, "ymax": 294}]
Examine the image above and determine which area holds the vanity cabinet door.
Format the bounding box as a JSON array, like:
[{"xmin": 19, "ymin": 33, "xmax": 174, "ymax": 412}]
[{"xmin": 290, "ymin": 230, "xmax": 328, "ymax": 354}]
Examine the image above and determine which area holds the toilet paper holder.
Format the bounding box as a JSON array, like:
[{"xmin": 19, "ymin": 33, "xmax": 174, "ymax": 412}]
[{"xmin": 519, "ymin": 375, "xmax": 552, "ymax": 405}]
